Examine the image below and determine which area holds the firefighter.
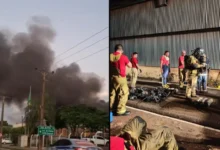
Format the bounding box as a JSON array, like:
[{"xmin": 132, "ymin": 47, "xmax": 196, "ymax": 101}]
[
  {"xmin": 130, "ymin": 52, "xmax": 142, "ymax": 92},
  {"xmin": 185, "ymin": 48, "xmax": 213, "ymax": 106},
  {"xmin": 117, "ymin": 116, "xmax": 178, "ymax": 150},
  {"xmin": 178, "ymin": 50, "xmax": 186, "ymax": 88},
  {"xmin": 110, "ymin": 44, "xmax": 132, "ymax": 116}
]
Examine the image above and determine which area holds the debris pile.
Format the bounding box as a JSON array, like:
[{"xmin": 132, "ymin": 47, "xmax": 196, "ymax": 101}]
[{"xmin": 129, "ymin": 87, "xmax": 178, "ymax": 103}]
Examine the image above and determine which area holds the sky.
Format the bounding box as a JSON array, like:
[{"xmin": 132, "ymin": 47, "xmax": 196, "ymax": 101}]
[{"xmin": 0, "ymin": 0, "xmax": 109, "ymax": 124}]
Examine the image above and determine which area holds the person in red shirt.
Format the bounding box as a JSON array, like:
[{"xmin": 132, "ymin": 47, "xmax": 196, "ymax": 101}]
[
  {"xmin": 160, "ymin": 51, "xmax": 170, "ymax": 88},
  {"xmin": 110, "ymin": 136, "xmax": 135, "ymax": 150},
  {"xmin": 110, "ymin": 44, "xmax": 132, "ymax": 116},
  {"xmin": 130, "ymin": 52, "xmax": 141, "ymax": 91},
  {"xmin": 179, "ymin": 50, "xmax": 186, "ymax": 88}
]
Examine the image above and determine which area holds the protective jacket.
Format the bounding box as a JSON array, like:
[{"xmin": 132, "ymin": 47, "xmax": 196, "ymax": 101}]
[
  {"xmin": 110, "ymin": 53, "xmax": 122, "ymax": 76},
  {"xmin": 185, "ymin": 55, "xmax": 203, "ymax": 76},
  {"xmin": 118, "ymin": 116, "xmax": 178, "ymax": 150}
]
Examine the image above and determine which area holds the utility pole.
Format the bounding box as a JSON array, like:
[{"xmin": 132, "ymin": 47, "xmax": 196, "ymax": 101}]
[
  {"xmin": 0, "ymin": 96, "xmax": 5, "ymax": 148},
  {"xmin": 35, "ymin": 68, "xmax": 54, "ymax": 150},
  {"xmin": 21, "ymin": 116, "xmax": 24, "ymax": 134}
]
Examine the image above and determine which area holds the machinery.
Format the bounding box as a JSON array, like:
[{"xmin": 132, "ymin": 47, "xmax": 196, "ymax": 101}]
[{"xmin": 129, "ymin": 87, "xmax": 178, "ymax": 103}]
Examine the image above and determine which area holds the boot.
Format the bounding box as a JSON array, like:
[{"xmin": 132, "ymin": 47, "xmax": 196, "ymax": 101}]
[
  {"xmin": 204, "ymin": 98, "xmax": 213, "ymax": 107},
  {"xmin": 130, "ymin": 87, "xmax": 136, "ymax": 93},
  {"xmin": 191, "ymin": 96, "xmax": 203, "ymax": 105},
  {"xmin": 163, "ymin": 84, "xmax": 169, "ymax": 89},
  {"xmin": 186, "ymin": 96, "xmax": 192, "ymax": 102},
  {"xmin": 179, "ymin": 82, "xmax": 184, "ymax": 88}
]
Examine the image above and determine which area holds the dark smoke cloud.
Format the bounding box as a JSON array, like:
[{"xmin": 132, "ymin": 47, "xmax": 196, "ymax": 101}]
[{"xmin": 0, "ymin": 16, "xmax": 105, "ymax": 108}]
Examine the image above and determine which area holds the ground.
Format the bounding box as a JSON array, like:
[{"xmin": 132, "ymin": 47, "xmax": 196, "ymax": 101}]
[{"xmin": 111, "ymin": 107, "xmax": 220, "ymax": 150}]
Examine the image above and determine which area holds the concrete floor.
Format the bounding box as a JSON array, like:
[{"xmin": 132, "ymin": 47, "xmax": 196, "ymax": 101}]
[{"xmin": 111, "ymin": 107, "xmax": 220, "ymax": 150}]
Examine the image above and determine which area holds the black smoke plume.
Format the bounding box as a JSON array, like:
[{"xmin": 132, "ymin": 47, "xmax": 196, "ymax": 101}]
[{"xmin": 0, "ymin": 16, "xmax": 106, "ymax": 108}]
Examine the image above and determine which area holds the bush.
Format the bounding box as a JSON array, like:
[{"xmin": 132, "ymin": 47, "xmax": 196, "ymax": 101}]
[{"xmin": 10, "ymin": 127, "xmax": 25, "ymax": 145}]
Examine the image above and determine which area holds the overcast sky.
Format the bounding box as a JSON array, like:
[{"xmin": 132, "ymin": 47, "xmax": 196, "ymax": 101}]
[{"xmin": 0, "ymin": 0, "xmax": 109, "ymax": 124}]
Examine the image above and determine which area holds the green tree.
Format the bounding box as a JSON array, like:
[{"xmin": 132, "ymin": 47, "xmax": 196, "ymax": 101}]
[
  {"xmin": 2, "ymin": 126, "xmax": 12, "ymax": 138},
  {"xmin": 11, "ymin": 127, "xmax": 25, "ymax": 144},
  {"xmin": 58, "ymin": 105, "xmax": 109, "ymax": 135},
  {"xmin": 2, "ymin": 121, "xmax": 9, "ymax": 126},
  {"xmin": 25, "ymin": 93, "xmax": 56, "ymax": 135},
  {"xmin": 55, "ymin": 108, "xmax": 66, "ymax": 129}
]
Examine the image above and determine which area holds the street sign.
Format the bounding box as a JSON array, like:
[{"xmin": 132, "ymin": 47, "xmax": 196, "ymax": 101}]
[{"xmin": 38, "ymin": 126, "xmax": 55, "ymax": 136}]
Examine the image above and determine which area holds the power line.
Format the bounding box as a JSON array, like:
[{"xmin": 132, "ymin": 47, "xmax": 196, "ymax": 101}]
[
  {"xmin": 55, "ymin": 27, "xmax": 108, "ymax": 58},
  {"xmin": 72, "ymin": 47, "xmax": 108, "ymax": 63},
  {"xmin": 55, "ymin": 36, "xmax": 108, "ymax": 64}
]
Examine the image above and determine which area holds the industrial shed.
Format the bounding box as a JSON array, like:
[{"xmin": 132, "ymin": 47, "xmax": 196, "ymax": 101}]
[{"xmin": 110, "ymin": 0, "xmax": 220, "ymax": 80}]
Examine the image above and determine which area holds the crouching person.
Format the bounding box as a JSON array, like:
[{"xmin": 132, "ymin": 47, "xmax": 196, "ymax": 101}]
[{"xmin": 117, "ymin": 116, "xmax": 178, "ymax": 150}]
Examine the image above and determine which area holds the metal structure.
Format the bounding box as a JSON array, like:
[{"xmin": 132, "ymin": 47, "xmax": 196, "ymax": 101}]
[
  {"xmin": 35, "ymin": 68, "xmax": 54, "ymax": 150},
  {"xmin": 110, "ymin": 0, "xmax": 220, "ymax": 69}
]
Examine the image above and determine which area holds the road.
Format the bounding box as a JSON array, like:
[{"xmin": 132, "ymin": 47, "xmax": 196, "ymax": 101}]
[{"xmin": 0, "ymin": 145, "xmax": 109, "ymax": 150}]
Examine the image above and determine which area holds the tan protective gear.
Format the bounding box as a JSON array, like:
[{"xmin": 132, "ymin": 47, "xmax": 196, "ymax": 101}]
[
  {"xmin": 130, "ymin": 68, "xmax": 138, "ymax": 88},
  {"xmin": 186, "ymin": 74, "xmax": 198, "ymax": 98},
  {"xmin": 179, "ymin": 68, "xmax": 186, "ymax": 88},
  {"xmin": 110, "ymin": 75, "xmax": 129, "ymax": 114},
  {"xmin": 110, "ymin": 53, "xmax": 122, "ymax": 76},
  {"xmin": 118, "ymin": 116, "xmax": 178, "ymax": 150},
  {"xmin": 110, "ymin": 53, "xmax": 129, "ymax": 114},
  {"xmin": 185, "ymin": 55, "xmax": 204, "ymax": 100}
]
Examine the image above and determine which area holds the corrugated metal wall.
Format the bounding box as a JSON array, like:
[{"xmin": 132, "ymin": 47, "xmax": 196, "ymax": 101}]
[
  {"xmin": 110, "ymin": 0, "xmax": 220, "ymax": 38},
  {"xmin": 110, "ymin": 0, "xmax": 220, "ymax": 69},
  {"xmin": 110, "ymin": 31, "xmax": 220, "ymax": 69}
]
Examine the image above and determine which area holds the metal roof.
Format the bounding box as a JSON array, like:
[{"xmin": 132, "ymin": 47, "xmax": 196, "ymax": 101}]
[{"xmin": 110, "ymin": 0, "xmax": 148, "ymax": 10}]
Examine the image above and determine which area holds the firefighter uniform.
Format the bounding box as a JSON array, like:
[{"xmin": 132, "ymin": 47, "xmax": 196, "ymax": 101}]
[
  {"xmin": 185, "ymin": 55, "xmax": 204, "ymax": 100},
  {"xmin": 130, "ymin": 56, "xmax": 139, "ymax": 88},
  {"xmin": 179, "ymin": 68, "xmax": 186, "ymax": 88},
  {"xmin": 110, "ymin": 52, "xmax": 130, "ymax": 115},
  {"xmin": 185, "ymin": 48, "xmax": 213, "ymax": 106},
  {"xmin": 131, "ymin": 68, "xmax": 138, "ymax": 88},
  {"xmin": 118, "ymin": 116, "xmax": 178, "ymax": 150}
]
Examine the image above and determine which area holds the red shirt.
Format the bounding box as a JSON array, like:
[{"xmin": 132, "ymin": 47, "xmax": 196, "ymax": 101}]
[
  {"xmin": 110, "ymin": 136, "xmax": 135, "ymax": 150},
  {"xmin": 110, "ymin": 136, "xmax": 125, "ymax": 150},
  {"xmin": 131, "ymin": 57, "xmax": 138, "ymax": 68},
  {"xmin": 179, "ymin": 55, "xmax": 184, "ymax": 69},
  {"xmin": 160, "ymin": 55, "xmax": 169, "ymax": 66},
  {"xmin": 111, "ymin": 52, "xmax": 129, "ymax": 77}
]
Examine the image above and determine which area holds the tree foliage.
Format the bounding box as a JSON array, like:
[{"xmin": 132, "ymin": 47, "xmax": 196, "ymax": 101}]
[
  {"xmin": 2, "ymin": 126, "xmax": 12, "ymax": 138},
  {"xmin": 10, "ymin": 127, "xmax": 25, "ymax": 144},
  {"xmin": 2, "ymin": 121, "xmax": 10, "ymax": 126},
  {"xmin": 56, "ymin": 104, "xmax": 109, "ymax": 133},
  {"xmin": 24, "ymin": 93, "xmax": 56, "ymax": 135}
]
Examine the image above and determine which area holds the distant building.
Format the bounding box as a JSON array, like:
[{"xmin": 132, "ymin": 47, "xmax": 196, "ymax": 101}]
[
  {"xmin": 12, "ymin": 123, "xmax": 26, "ymax": 128},
  {"xmin": 110, "ymin": 0, "xmax": 220, "ymax": 80}
]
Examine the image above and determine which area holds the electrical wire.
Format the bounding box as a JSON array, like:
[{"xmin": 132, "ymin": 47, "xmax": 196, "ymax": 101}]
[
  {"xmin": 72, "ymin": 47, "xmax": 108, "ymax": 63},
  {"xmin": 55, "ymin": 27, "xmax": 108, "ymax": 58},
  {"xmin": 55, "ymin": 36, "xmax": 108, "ymax": 64}
]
